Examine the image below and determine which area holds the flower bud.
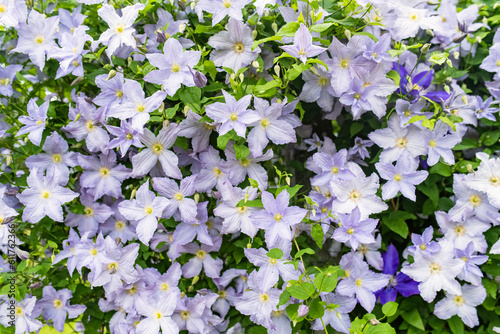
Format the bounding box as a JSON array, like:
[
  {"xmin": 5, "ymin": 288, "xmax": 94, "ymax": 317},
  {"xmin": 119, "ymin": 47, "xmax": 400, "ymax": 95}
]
[
  {"xmin": 252, "ymin": 61, "xmax": 259, "ymax": 68},
  {"xmin": 252, "ymin": 29, "xmax": 258, "ymax": 40},
  {"xmin": 106, "ymin": 70, "xmax": 117, "ymax": 81},
  {"xmin": 194, "ymin": 193, "xmax": 200, "ymax": 203},
  {"xmin": 15, "ymin": 247, "xmax": 29, "ymax": 260},
  {"xmin": 467, "ymin": 163, "xmax": 474, "ymax": 173},
  {"xmin": 344, "ymin": 29, "xmax": 351, "ymax": 40},
  {"xmin": 285, "ymin": 176, "xmax": 290, "ymax": 186},
  {"xmin": 453, "ymin": 51, "xmax": 460, "ymax": 59},
  {"xmin": 74, "ymin": 113, "xmax": 82, "ymax": 122},
  {"xmin": 163, "ymin": 120, "xmax": 170, "ymax": 128},
  {"xmin": 190, "ymin": 68, "xmax": 207, "ymax": 88},
  {"xmin": 130, "ymin": 188, "xmax": 137, "ymax": 200},
  {"xmin": 446, "ymin": 59, "xmax": 453, "ymax": 67},
  {"xmin": 246, "ymin": 242, "xmax": 252, "ymax": 249},
  {"xmin": 461, "ymin": 95, "xmax": 468, "ymax": 105},
  {"xmin": 272, "ymin": 22, "xmax": 278, "ymax": 34},
  {"xmin": 426, "ymin": 29, "xmax": 434, "ymax": 37},
  {"xmin": 159, "ymin": 102, "xmax": 165, "ymax": 114},
  {"xmin": 29, "ymin": 282, "xmax": 42, "ymax": 289},
  {"xmin": 420, "ymin": 43, "xmax": 430, "ymax": 53},
  {"xmin": 297, "ymin": 305, "xmax": 309, "ymax": 318},
  {"xmin": 138, "ymin": 45, "xmax": 148, "ymax": 53},
  {"xmin": 476, "ymin": 36, "xmax": 482, "ymax": 44},
  {"xmin": 274, "ymin": 64, "xmax": 280, "ymax": 78},
  {"xmin": 183, "ymin": 105, "xmax": 190, "ymax": 116},
  {"xmin": 444, "ymin": 85, "xmax": 450, "ymax": 94},
  {"xmin": 369, "ymin": 318, "xmax": 381, "ymax": 326},
  {"xmin": 71, "ymin": 76, "xmax": 84, "ymax": 86},
  {"xmin": 156, "ymin": 30, "xmax": 167, "ymax": 44},
  {"xmin": 239, "ymin": 73, "xmax": 244, "ymax": 82},
  {"xmin": 482, "ymin": 16, "xmax": 488, "ymax": 26},
  {"xmin": 190, "ymin": 2, "xmax": 195, "ymax": 10},
  {"xmin": 178, "ymin": 0, "xmax": 186, "ymax": 10},
  {"xmin": 192, "ymin": 275, "xmax": 200, "ymax": 285},
  {"xmin": 179, "ymin": 23, "xmax": 187, "ymax": 33}
]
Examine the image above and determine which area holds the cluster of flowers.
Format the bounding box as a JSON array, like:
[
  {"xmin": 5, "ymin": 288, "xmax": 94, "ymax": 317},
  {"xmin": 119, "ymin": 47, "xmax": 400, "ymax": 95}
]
[{"xmin": 0, "ymin": 0, "xmax": 500, "ymax": 333}]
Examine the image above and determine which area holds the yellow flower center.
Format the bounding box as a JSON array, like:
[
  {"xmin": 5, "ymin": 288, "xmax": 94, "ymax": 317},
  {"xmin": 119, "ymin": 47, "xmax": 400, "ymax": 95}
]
[
  {"xmin": 126, "ymin": 133, "xmax": 133, "ymax": 140},
  {"xmin": 72, "ymin": 60, "xmax": 79, "ymax": 67},
  {"xmin": 127, "ymin": 285, "xmax": 137, "ymax": 295},
  {"xmin": 171, "ymin": 63, "xmax": 181, "ymax": 72},
  {"xmin": 53, "ymin": 299, "xmax": 63, "ymax": 309},
  {"xmin": 52, "ymin": 154, "xmax": 62, "ymax": 163},
  {"xmin": 261, "ymin": 118, "xmax": 270, "ymax": 127},
  {"xmin": 404, "ymin": 110, "xmax": 412, "ymax": 117},
  {"xmin": 468, "ymin": 195, "xmax": 481, "ymax": 207},
  {"xmin": 319, "ymin": 77, "xmax": 328, "ymax": 86},
  {"xmin": 354, "ymin": 93, "xmax": 361, "ymax": 100},
  {"xmin": 41, "ymin": 190, "xmax": 50, "ymax": 199},
  {"xmin": 0, "ymin": 5, "xmax": 5, "ymax": 13},
  {"xmin": 115, "ymin": 90, "xmax": 123, "ymax": 98},
  {"xmin": 240, "ymin": 158, "xmax": 249, "ymax": 167},
  {"xmin": 298, "ymin": 48, "xmax": 306, "ymax": 55},
  {"xmin": 349, "ymin": 190, "xmax": 361, "ymax": 201},
  {"xmin": 15, "ymin": 306, "xmax": 23, "ymax": 316},
  {"xmin": 180, "ymin": 310, "xmax": 190, "ymax": 320},
  {"xmin": 358, "ymin": 245, "xmax": 368, "ymax": 254},
  {"xmin": 461, "ymin": 256, "xmax": 468, "ymax": 262},
  {"xmin": 0, "ymin": 78, "xmax": 9, "ymax": 86},
  {"xmin": 396, "ymin": 137, "xmax": 408, "ymax": 148},
  {"xmin": 346, "ymin": 227, "xmax": 354, "ymax": 235},
  {"xmin": 410, "ymin": 13, "xmax": 418, "ymax": 21},
  {"xmin": 490, "ymin": 176, "xmax": 500, "ymax": 186},
  {"xmin": 497, "ymin": 60, "xmax": 500, "ymax": 67},
  {"xmin": 174, "ymin": 193, "xmax": 183, "ymax": 201},
  {"xmin": 115, "ymin": 220, "xmax": 124, "ymax": 230},
  {"xmin": 454, "ymin": 225, "xmax": 466, "ymax": 236},
  {"xmin": 259, "ymin": 293, "xmax": 269, "ymax": 302},
  {"xmin": 450, "ymin": 109, "xmax": 459, "ymax": 116},
  {"xmin": 355, "ymin": 278, "xmax": 363, "ymax": 286},
  {"xmin": 84, "ymin": 207, "xmax": 94, "ymax": 217},
  {"xmin": 219, "ymin": 290, "xmax": 227, "ymax": 298},
  {"xmin": 154, "ymin": 312, "xmax": 162, "ymax": 319},
  {"xmin": 269, "ymin": 258, "xmax": 277, "ymax": 265},
  {"xmin": 36, "ymin": 119, "xmax": 44, "ymax": 125},
  {"xmin": 429, "ymin": 262, "xmax": 441, "ymax": 274},
  {"xmin": 35, "ymin": 35, "xmax": 44, "ymax": 44},
  {"xmin": 321, "ymin": 207, "xmax": 328, "ymax": 214},
  {"xmin": 107, "ymin": 262, "xmax": 119, "ymax": 273},
  {"xmin": 274, "ymin": 213, "xmax": 283, "ymax": 222},
  {"xmin": 453, "ymin": 295, "xmax": 465, "ymax": 306},
  {"xmin": 371, "ymin": 52, "xmax": 378, "ymax": 58},
  {"xmin": 237, "ymin": 206, "xmax": 248, "ymax": 214},
  {"xmin": 229, "ymin": 113, "xmax": 238, "ymax": 121},
  {"xmin": 340, "ymin": 59, "xmax": 349, "ymax": 68},
  {"xmin": 420, "ymin": 244, "xmax": 427, "ymax": 250},
  {"xmin": 99, "ymin": 167, "xmax": 110, "ymax": 177},
  {"xmin": 196, "ymin": 249, "xmax": 206, "ymax": 259},
  {"xmin": 213, "ymin": 166, "xmax": 223, "ymax": 177},
  {"xmin": 85, "ymin": 120, "xmax": 94, "ymax": 131},
  {"xmin": 161, "ymin": 283, "xmax": 169, "ymax": 291},
  {"xmin": 90, "ymin": 248, "xmax": 98, "ymax": 256},
  {"xmin": 115, "ymin": 25, "xmax": 125, "ymax": 34},
  {"xmin": 152, "ymin": 143, "xmax": 164, "ymax": 155},
  {"xmin": 233, "ymin": 42, "xmax": 244, "ymax": 54},
  {"xmin": 136, "ymin": 104, "xmax": 145, "ymax": 112},
  {"xmin": 394, "ymin": 174, "xmax": 402, "ymax": 181},
  {"xmin": 145, "ymin": 206, "xmax": 153, "ymax": 215},
  {"xmin": 429, "ymin": 140, "xmax": 437, "ymax": 148}
]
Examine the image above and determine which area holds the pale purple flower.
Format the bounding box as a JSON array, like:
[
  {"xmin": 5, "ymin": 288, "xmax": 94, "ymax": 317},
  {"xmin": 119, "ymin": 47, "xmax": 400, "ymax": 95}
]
[
  {"xmin": 332, "ymin": 208, "xmax": 377, "ymax": 251},
  {"xmin": 473, "ymin": 96, "xmax": 499, "ymax": 121},
  {"xmin": 422, "ymin": 120, "xmax": 462, "ymax": 166},
  {"xmin": 72, "ymin": 233, "xmax": 116, "ymax": 277},
  {"xmin": 33, "ymin": 286, "xmax": 86, "ymax": 332},
  {"xmin": 197, "ymin": 0, "xmax": 251, "ymax": 26},
  {"xmin": 299, "ymin": 65, "xmax": 336, "ymax": 112},
  {"xmin": 208, "ymin": 18, "xmax": 260, "ymax": 72},
  {"xmin": 311, "ymin": 149, "xmax": 355, "ymax": 188},
  {"xmin": 178, "ymin": 111, "xmax": 215, "ymax": 153},
  {"xmin": 0, "ymin": 296, "xmax": 42, "ymax": 334},
  {"xmin": 455, "ymin": 242, "xmax": 488, "ymax": 286},
  {"xmin": 0, "ymin": 64, "xmax": 22, "ymax": 97},
  {"xmin": 402, "ymin": 239, "xmax": 465, "ymax": 302},
  {"xmin": 107, "ymin": 79, "xmax": 167, "ymax": 131},
  {"xmin": 135, "ymin": 295, "xmax": 179, "ymax": 334},
  {"xmin": 100, "ymin": 203, "xmax": 137, "ymax": 243},
  {"xmin": 181, "ymin": 238, "xmax": 223, "ymax": 278},
  {"xmin": 17, "ymin": 99, "xmax": 49, "ymax": 146},
  {"xmin": 436, "ymin": 211, "xmax": 489, "ymax": 253},
  {"xmin": 368, "ymin": 114, "xmax": 427, "ymax": 163},
  {"xmin": 52, "ymin": 229, "xmax": 81, "ymax": 275},
  {"xmin": 131, "ymin": 124, "xmax": 182, "ymax": 179},
  {"xmin": 464, "ymin": 152, "xmax": 500, "ymax": 208},
  {"xmin": 143, "ymin": 262, "xmax": 182, "ymax": 298},
  {"xmin": 434, "ymin": 284, "xmax": 486, "ymax": 328},
  {"xmin": 312, "ymin": 293, "xmax": 356, "ymax": 333},
  {"xmin": 375, "ymin": 153, "xmax": 428, "ymax": 201},
  {"xmin": 94, "ymin": 72, "xmax": 126, "ymax": 107},
  {"xmin": 106, "ymin": 120, "xmax": 144, "ymax": 158},
  {"xmin": 348, "ymin": 137, "xmax": 374, "ymax": 160},
  {"xmin": 11, "ymin": 10, "xmax": 59, "ymax": 69},
  {"xmin": 17, "ymin": 168, "xmax": 78, "ymax": 224},
  {"xmin": 0, "ymin": 0, "xmax": 27, "ymax": 28},
  {"xmin": 65, "ymin": 192, "xmax": 114, "ymax": 237},
  {"xmin": 280, "ymin": 23, "xmax": 325, "ymax": 64},
  {"xmin": 152, "ymin": 175, "xmax": 197, "ymax": 223},
  {"xmin": 170, "ymin": 201, "xmax": 214, "ymax": 246},
  {"xmin": 336, "ymin": 253, "xmax": 389, "ymax": 312},
  {"xmin": 144, "ymin": 38, "xmax": 201, "ymax": 96},
  {"xmin": 407, "ymin": 226, "xmax": 441, "ymax": 258},
  {"xmin": 244, "ymin": 247, "xmax": 299, "ymax": 291},
  {"xmin": 78, "ymin": 150, "xmax": 131, "ymax": 200},
  {"xmin": 25, "ymin": 132, "xmax": 78, "ymax": 185},
  {"xmin": 58, "ymin": 5, "xmax": 86, "ymax": 34},
  {"xmin": 394, "ymin": 98, "xmax": 430, "ymax": 127},
  {"xmin": 214, "ymin": 181, "xmax": 260, "ymax": 237},
  {"xmin": 96, "ymin": 4, "xmax": 145, "ymax": 58},
  {"xmin": 206, "ymin": 90, "xmax": 259, "ymax": 138},
  {"xmin": 194, "ymin": 147, "xmax": 228, "ymax": 192},
  {"xmin": 250, "ymin": 190, "xmax": 307, "ymax": 248},
  {"xmin": 480, "ymin": 44, "xmax": 500, "ymax": 76},
  {"xmin": 171, "ymin": 295, "xmax": 209, "ymax": 333},
  {"xmin": 247, "ymin": 97, "xmax": 296, "ymax": 157},
  {"xmin": 118, "ymin": 180, "xmax": 169, "ymax": 245},
  {"xmin": 50, "ymin": 26, "xmax": 92, "ymax": 79}
]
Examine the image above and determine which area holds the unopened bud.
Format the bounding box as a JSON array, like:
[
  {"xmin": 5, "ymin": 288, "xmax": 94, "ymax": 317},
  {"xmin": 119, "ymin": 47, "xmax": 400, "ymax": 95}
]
[
  {"xmin": 180, "ymin": 291, "xmax": 186, "ymax": 298},
  {"xmin": 190, "ymin": 2, "xmax": 195, "ymax": 10},
  {"xmin": 189, "ymin": 68, "xmax": 207, "ymax": 88},
  {"xmin": 426, "ymin": 29, "xmax": 434, "ymax": 37},
  {"xmin": 239, "ymin": 73, "xmax": 244, "ymax": 82},
  {"xmin": 29, "ymin": 282, "xmax": 42, "ymax": 289},
  {"xmin": 461, "ymin": 95, "xmax": 468, "ymax": 105},
  {"xmin": 4, "ymin": 188, "xmax": 18, "ymax": 196},
  {"xmin": 453, "ymin": 51, "xmax": 460, "ymax": 59},
  {"xmin": 246, "ymin": 242, "xmax": 252, "ymax": 249},
  {"xmin": 466, "ymin": 163, "xmax": 474, "ymax": 173},
  {"xmin": 297, "ymin": 305, "xmax": 309, "ymax": 318},
  {"xmin": 163, "ymin": 120, "xmax": 170, "ymax": 128},
  {"xmin": 285, "ymin": 176, "xmax": 290, "ymax": 186},
  {"xmin": 426, "ymin": 0, "xmax": 439, "ymax": 4},
  {"xmin": 130, "ymin": 188, "xmax": 137, "ymax": 200},
  {"xmin": 127, "ymin": 57, "xmax": 133, "ymax": 66},
  {"xmin": 344, "ymin": 29, "xmax": 351, "ymax": 40},
  {"xmin": 369, "ymin": 318, "xmax": 381, "ymax": 326},
  {"xmin": 138, "ymin": 45, "xmax": 148, "ymax": 53},
  {"xmin": 188, "ymin": 285, "xmax": 194, "ymax": 292},
  {"xmin": 178, "ymin": 0, "xmax": 186, "ymax": 10},
  {"xmin": 252, "ymin": 29, "xmax": 258, "ymax": 40},
  {"xmin": 230, "ymin": 73, "xmax": 236, "ymax": 80},
  {"xmin": 74, "ymin": 113, "xmax": 81, "ymax": 122},
  {"xmin": 482, "ymin": 17, "xmax": 488, "ymax": 26},
  {"xmin": 71, "ymin": 76, "xmax": 84, "ymax": 86},
  {"xmin": 446, "ymin": 59, "xmax": 453, "ymax": 67},
  {"xmin": 5, "ymin": 154, "xmax": 12, "ymax": 166},
  {"xmin": 420, "ymin": 43, "xmax": 430, "ymax": 53},
  {"xmin": 115, "ymin": 237, "xmax": 121, "ymax": 245},
  {"xmin": 179, "ymin": 23, "xmax": 186, "ymax": 34},
  {"xmin": 15, "ymin": 247, "xmax": 29, "ymax": 260},
  {"xmin": 192, "ymin": 275, "xmax": 200, "ymax": 285},
  {"xmin": 169, "ymin": 0, "xmax": 174, "ymax": 6},
  {"xmin": 272, "ymin": 22, "xmax": 278, "ymax": 34},
  {"xmin": 156, "ymin": 30, "xmax": 167, "ymax": 44},
  {"xmin": 311, "ymin": 209, "xmax": 316, "ymax": 217},
  {"xmin": 264, "ymin": 10, "xmax": 270, "ymax": 17},
  {"xmin": 274, "ymin": 64, "xmax": 280, "ymax": 78},
  {"xmin": 309, "ymin": 66, "xmax": 318, "ymax": 76},
  {"xmin": 194, "ymin": 193, "xmax": 200, "ymax": 204},
  {"xmin": 476, "ymin": 36, "xmax": 482, "ymax": 44},
  {"xmin": 183, "ymin": 106, "xmax": 190, "ymax": 116},
  {"xmin": 252, "ymin": 61, "xmax": 259, "ymax": 68},
  {"xmin": 159, "ymin": 102, "xmax": 165, "ymax": 114},
  {"xmin": 444, "ymin": 85, "xmax": 450, "ymax": 94},
  {"xmin": 106, "ymin": 70, "xmax": 117, "ymax": 81}
]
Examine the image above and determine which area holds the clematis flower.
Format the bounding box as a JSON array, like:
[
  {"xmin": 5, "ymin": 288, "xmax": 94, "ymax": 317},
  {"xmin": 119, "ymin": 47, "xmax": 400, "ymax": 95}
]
[
  {"xmin": 311, "ymin": 149, "xmax": 355, "ymax": 188},
  {"xmin": 0, "ymin": 0, "xmax": 27, "ymax": 28},
  {"xmin": 131, "ymin": 124, "xmax": 182, "ymax": 179},
  {"xmin": 144, "ymin": 38, "xmax": 201, "ymax": 96},
  {"xmin": 247, "ymin": 97, "xmax": 296, "ymax": 157},
  {"xmin": 250, "ymin": 190, "xmax": 307, "ymax": 248},
  {"xmin": 299, "ymin": 64, "xmax": 336, "ymax": 112},
  {"xmin": 17, "ymin": 99, "xmax": 49, "ymax": 146},
  {"xmin": 436, "ymin": 211, "xmax": 489, "ymax": 253},
  {"xmin": 50, "ymin": 26, "xmax": 92, "ymax": 79},
  {"xmin": 422, "ymin": 120, "xmax": 462, "ymax": 166},
  {"xmin": 206, "ymin": 90, "xmax": 259, "ymax": 138},
  {"xmin": 0, "ymin": 64, "xmax": 22, "ymax": 97},
  {"xmin": 94, "ymin": 72, "xmax": 126, "ymax": 107},
  {"xmin": 312, "ymin": 293, "xmax": 357, "ymax": 333},
  {"xmin": 178, "ymin": 111, "xmax": 215, "ymax": 153},
  {"xmin": 106, "ymin": 120, "xmax": 144, "ymax": 158},
  {"xmin": 194, "ymin": 147, "xmax": 229, "ymax": 192},
  {"xmin": 78, "ymin": 150, "xmax": 132, "ymax": 200},
  {"xmin": 152, "ymin": 175, "xmax": 197, "ymax": 223},
  {"xmin": 434, "ymin": 284, "xmax": 486, "ymax": 328},
  {"xmin": 208, "ymin": 18, "xmax": 260, "ymax": 72},
  {"xmin": 455, "ymin": 242, "xmax": 488, "ymax": 286},
  {"xmin": 96, "ymin": 3, "xmax": 145, "ymax": 58},
  {"xmin": 375, "ymin": 152, "xmax": 428, "ymax": 201},
  {"xmin": 17, "ymin": 168, "xmax": 78, "ymax": 224},
  {"xmin": 135, "ymin": 295, "xmax": 179, "ymax": 334},
  {"xmin": 25, "ymin": 132, "xmax": 78, "ymax": 185},
  {"xmin": 197, "ymin": 0, "xmax": 251, "ymax": 26},
  {"xmin": 407, "ymin": 226, "xmax": 441, "ymax": 258},
  {"xmin": 332, "ymin": 208, "xmax": 377, "ymax": 251},
  {"xmin": 11, "ymin": 10, "xmax": 59, "ymax": 69},
  {"xmin": 464, "ymin": 152, "xmax": 500, "ymax": 208},
  {"xmin": 181, "ymin": 238, "xmax": 223, "ymax": 278},
  {"xmin": 0, "ymin": 296, "xmax": 42, "ymax": 334},
  {"xmin": 118, "ymin": 180, "xmax": 169, "ymax": 245},
  {"xmin": 143, "ymin": 262, "xmax": 182, "ymax": 299},
  {"xmin": 33, "ymin": 286, "xmax": 86, "ymax": 332},
  {"xmin": 58, "ymin": 5, "xmax": 87, "ymax": 34},
  {"xmin": 280, "ymin": 23, "xmax": 325, "ymax": 64},
  {"xmin": 65, "ymin": 192, "xmax": 114, "ymax": 237}
]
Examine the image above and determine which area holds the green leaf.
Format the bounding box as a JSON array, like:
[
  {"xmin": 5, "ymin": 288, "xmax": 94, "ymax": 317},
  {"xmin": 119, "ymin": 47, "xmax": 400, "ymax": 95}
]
[
  {"xmin": 382, "ymin": 211, "xmax": 416, "ymax": 238},
  {"xmin": 447, "ymin": 316, "xmax": 464, "ymax": 334},
  {"xmin": 267, "ymin": 248, "xmax": 284, "ymax": 259},
  {"xmin": 350, "ymin": 122, "xmax": 364, "ymax": 137},
  {"xmin": 308, "ymin": 298, "xmax": 325, "ymax": 319},
  {"xmin": 276, "ymin": 22, "xmax": 300, "ymax": 37},
  {"xmin": 252, "ymin": 36, "xmax": 282, "ymax": 50},
  {"xmin": 365, "ymin": 323, "xmax": 397, "ymax": 334},
  {"xmin": 203, "ymin": 60, "xmax": 218, "ymax": 80},
  {"xmin": 310, "ymin": 22, "xmax": 335, "ymax": 32},
  {"xmin": 286, "ymin": 63, "xmax": 312, "ymax": 81},
  {"xmin": 382, "ymin": 301, "xmax": 398, "ymax": 317},
  {"xmin": 179, "ymin": 86, "xmax": 201, "ymax": 105},
  {"xmin": 286, "ymin": 282, "xmax": 315, "ymax": 300},
  {"xmin": 254, "ymin": 79, "xmax": 280, "ymax": 95},
  {"xmin": 401, "ymin": 308, "xmax": 425, "ymax": 331},
  {"xmin": 311, "ymin": 224, "xmax": 324, "ymax": 248},
  {"xmin": 234, "ymin": 144, "xmax": 250, "ymax": 160},
  {"xmin": 286, "ymin": 185, "xmax": 302, "ymax": 199},
  {"xmin": 236, "ymin": 199, "xmax": 263, "ymax": 208},
  {"xmin": 429, "ymin": 162, "xmax": 452, "ymax": 177},
  {"xmin": 314, "ymin": 270, "xmax": 338, "ymax": 293},
  {"xmin": 483, "ymin": 278, "xmax": 497, "ymax": 299},
  {"xmin": 295, "ymin": 248, "xmax": 315, "ymax": 259},
  {"xmin": 438, "ymin": 116, "xmax": 457, "ymax": 131},
  {"xmin": 428, "ymin": 51, "xmax": 449, "ymax": 65},
  {"xmin": 164, "ymin": 104, "xmax": 180, "ymax": 119},
  {"xmin": 278, "ymin": 290, "xmax": 291, "ymax": 307},
  {"xmin": 418, "ymin": 182, "xmax": 439, "ymax": 206},
  {"xmin": 248, "ymin": 178, "xmax": 259, "ymax": 188},
  {"xmin": 286, "ymin": 303, "xmax": 301, "ymax": 321},
  {"xmin": 217, "ymin": 130, "xmax": 238, "ymax": 150}
]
